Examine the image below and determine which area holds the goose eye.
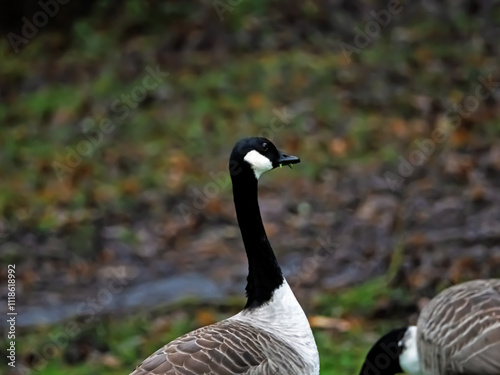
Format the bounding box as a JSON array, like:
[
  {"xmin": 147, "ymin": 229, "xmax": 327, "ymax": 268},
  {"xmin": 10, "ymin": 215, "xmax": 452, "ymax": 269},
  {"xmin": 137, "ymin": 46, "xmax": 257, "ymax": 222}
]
[{"xmin": 262, "ymin": 143, "xmax": 268, "ymax": 151}]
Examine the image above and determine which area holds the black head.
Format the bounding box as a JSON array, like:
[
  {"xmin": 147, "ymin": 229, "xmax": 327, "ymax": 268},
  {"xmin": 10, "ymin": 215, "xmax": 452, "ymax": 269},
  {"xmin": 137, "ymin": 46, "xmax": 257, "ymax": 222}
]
[
  {"xmin": 229, "ymin": 137, "xmax": 300, "ymax": 179},
  {"xmin": 358, "ymin": 327, "xmax": 407, "ymax": 375}
]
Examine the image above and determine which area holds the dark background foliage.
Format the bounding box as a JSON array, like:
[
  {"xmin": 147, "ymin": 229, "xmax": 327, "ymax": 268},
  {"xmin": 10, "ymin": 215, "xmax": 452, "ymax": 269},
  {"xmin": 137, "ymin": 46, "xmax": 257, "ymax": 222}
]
[{"xmin": 1, "ymin": 1, "xmax": 500, "ymax": 374}]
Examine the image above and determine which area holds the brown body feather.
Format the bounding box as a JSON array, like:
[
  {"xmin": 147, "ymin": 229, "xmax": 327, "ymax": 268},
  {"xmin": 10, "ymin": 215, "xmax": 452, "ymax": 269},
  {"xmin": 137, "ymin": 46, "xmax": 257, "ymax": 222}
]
[
  {"xmin": 417, "ymin": 279, "xmax": 500, "ymax": 375},
  {"xmin": 130, "ymin": 319, "xmax": 305, "ymax": 375}
]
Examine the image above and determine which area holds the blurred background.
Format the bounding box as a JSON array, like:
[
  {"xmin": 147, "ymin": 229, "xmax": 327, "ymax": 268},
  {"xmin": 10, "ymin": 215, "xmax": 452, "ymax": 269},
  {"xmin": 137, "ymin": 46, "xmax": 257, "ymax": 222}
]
[{"xmin": 1, "ymin": 0, "xmax": 500, "ymax": 374}]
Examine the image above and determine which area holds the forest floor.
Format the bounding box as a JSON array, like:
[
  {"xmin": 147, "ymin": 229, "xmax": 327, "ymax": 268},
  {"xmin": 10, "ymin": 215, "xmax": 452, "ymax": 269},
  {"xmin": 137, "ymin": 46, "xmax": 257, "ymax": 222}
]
[{"xmin": 1, "ymin": 1, "xmax": 500, "ymax": 374}]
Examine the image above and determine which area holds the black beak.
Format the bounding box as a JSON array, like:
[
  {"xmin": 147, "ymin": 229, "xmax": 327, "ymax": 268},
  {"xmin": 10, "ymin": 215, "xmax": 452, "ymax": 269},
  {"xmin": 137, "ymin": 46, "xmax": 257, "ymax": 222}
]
[{"xmin": 277, "ymin": 151, "xmax": 300, "ymax": 167}]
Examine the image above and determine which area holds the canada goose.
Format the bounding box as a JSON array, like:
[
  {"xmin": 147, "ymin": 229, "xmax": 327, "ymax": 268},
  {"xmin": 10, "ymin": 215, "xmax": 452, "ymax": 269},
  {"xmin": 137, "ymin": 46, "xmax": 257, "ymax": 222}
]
[
  {"xmin": 359, "ymin": 279, "xmax": 500, "ymax": 375},
  {"xmin": 130, "ymin": 137, "xmax": 319, "ymax": 375}
]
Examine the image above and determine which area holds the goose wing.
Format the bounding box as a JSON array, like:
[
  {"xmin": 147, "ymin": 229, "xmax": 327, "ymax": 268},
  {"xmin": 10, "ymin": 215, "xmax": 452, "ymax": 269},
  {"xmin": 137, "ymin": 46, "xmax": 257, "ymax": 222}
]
[
  {"xmin": 417, "ymin": 279, "xmax": 500, "ymax": 374},
  {"xmin": 129, "ymin": 319, "xmax": 304, "ymax": 375}
]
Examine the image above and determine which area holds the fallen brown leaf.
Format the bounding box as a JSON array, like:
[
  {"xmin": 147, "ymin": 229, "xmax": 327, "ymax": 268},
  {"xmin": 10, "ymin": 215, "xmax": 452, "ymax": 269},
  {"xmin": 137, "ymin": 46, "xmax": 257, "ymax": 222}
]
[{"xmin": 308, "ymin": 315, "xmax": 351, "ymax": 331}]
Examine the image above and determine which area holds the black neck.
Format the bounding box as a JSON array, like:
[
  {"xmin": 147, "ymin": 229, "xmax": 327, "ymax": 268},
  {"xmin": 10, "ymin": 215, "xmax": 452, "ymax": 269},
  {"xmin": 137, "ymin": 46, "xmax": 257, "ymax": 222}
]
[
  {"xmin": 359, "ymin": 327, "xmax": 407, "ymax": 375},
  {"xmin": 231, "ymin": 169, "xmax": 284, "ymax": 309}
]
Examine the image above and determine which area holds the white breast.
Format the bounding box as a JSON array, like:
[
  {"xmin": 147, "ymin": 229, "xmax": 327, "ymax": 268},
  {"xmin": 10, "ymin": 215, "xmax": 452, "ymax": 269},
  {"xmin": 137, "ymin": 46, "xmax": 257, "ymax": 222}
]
[{"xmin": 230, "ymin": 280, "xmax": 320, "ymax": 375}]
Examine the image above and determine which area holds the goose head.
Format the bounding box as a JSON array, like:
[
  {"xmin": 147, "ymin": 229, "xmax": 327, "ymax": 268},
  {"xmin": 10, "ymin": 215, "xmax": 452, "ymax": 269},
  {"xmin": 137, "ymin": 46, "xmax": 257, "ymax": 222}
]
[
  {"xmin": 229, "ymin": 137, "xmax": 300, "ymax": 180},
  {"xmin": 359, "ymin": 327, "xmax": 406, "ymax": 375},
  {"xmin": 359, "ymin": 326, "xmax": 423, "ymax": 375}
]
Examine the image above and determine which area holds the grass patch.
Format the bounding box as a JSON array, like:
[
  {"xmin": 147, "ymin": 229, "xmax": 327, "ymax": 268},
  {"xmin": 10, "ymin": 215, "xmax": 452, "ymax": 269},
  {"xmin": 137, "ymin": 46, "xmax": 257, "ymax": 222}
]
[{"xmin": 11, "ymin": 279, "xmax": 411, "ymax": 374}]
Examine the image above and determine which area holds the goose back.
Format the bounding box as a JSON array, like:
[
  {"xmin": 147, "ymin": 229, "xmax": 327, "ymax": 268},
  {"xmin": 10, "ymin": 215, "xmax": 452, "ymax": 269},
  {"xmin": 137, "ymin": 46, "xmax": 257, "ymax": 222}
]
[
  {"xmin": 130, "ymin": 320, "xmax": 307, "ymax": 375},
  {"xmin": 417, "ymin": 279, "xmax": 500, "ymax": 375}
]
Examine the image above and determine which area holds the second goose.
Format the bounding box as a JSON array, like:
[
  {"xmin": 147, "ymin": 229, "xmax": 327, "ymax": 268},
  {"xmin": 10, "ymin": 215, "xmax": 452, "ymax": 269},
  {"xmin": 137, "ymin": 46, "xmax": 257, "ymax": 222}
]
[{"xmin": 359, "ymin": 279, "xmax": 500, "ymax": 375}]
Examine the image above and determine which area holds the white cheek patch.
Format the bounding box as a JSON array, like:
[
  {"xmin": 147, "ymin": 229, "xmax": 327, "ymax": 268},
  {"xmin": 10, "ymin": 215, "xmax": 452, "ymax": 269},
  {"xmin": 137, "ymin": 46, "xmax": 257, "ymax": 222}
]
[
  {"xmin": 244, "ymin": 150, "xmax": 273, "ymax": 179},
  {"xmin": 399, "ymin": 326, "xmax": 422, "ymax": 375}
]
